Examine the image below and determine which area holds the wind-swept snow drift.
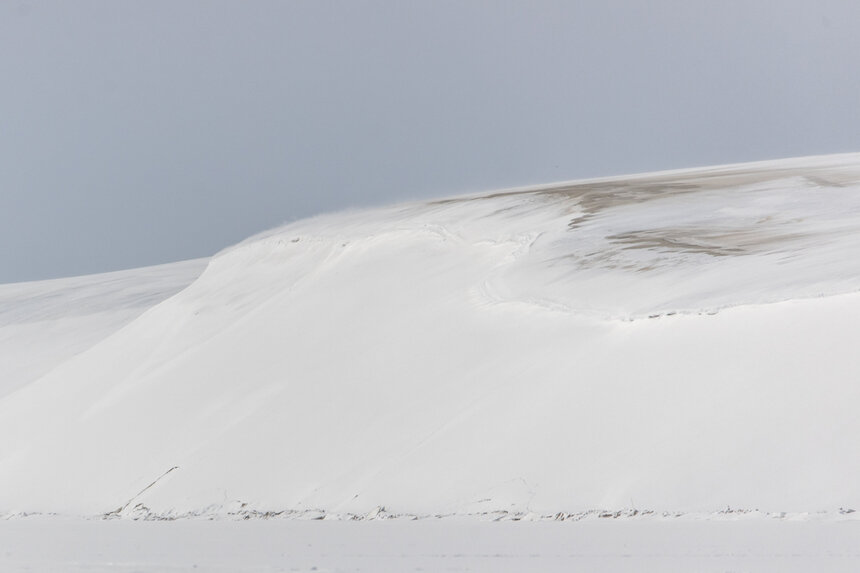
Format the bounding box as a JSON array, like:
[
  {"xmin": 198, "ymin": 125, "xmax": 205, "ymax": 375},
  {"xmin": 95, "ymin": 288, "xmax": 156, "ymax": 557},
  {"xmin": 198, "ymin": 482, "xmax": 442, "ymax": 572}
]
[{"xmin": 2, "ymin": 154, "xmax": 860, "ymax": 518}]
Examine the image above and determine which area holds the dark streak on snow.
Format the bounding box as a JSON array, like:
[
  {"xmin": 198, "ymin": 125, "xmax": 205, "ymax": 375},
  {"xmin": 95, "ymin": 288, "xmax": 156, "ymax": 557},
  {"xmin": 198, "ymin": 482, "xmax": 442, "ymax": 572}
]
[{"xmin": 104, "ymin": 466, "xmax": 180, "ymax": 519}]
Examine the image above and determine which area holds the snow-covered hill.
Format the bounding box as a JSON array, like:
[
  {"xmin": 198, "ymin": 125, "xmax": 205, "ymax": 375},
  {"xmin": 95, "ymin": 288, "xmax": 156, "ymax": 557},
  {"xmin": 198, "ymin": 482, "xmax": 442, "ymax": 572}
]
[
  {"xmin": 2, "ymin": 154, "xmax": 860, "ymax": 518},
  {"xmin": 0, "ymin": 260, "xmax": 206, "ymax": 399}
]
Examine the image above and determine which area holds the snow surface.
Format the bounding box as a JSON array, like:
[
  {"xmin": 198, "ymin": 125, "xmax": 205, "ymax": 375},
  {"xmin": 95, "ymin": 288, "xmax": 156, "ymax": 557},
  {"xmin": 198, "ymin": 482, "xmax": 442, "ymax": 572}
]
[
  {"xmin": 2, "ymin": 516, "xmax": 859, "ymax": 572},
  {"xmin": 0, "ymin": 259, "xmax": 206, "ymax": 398},
  {"xmin": 2, "ymin": 153, "xmax": 860, "ymax": 519}
]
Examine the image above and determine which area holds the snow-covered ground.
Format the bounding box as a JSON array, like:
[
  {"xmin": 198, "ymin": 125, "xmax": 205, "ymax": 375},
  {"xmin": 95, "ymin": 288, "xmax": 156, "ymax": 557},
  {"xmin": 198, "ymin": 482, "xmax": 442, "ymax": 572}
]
[
  {"xmin": 1, "ymin": 515, "xmax": 859, "ymax": 572},
  {"xmin": 0, "ymin": 259, "xmax": 206, "ymax": 398},
  {"xmin": 2, "ymin": 154, "xmax": 860, "ymax": 569}
]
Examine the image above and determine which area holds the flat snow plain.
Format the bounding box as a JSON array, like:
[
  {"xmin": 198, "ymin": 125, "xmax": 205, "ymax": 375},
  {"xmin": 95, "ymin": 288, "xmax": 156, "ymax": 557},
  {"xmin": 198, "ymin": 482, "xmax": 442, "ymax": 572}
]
[
  {"xmin": 2, "ymin": 154, "xmax": 860, "ymax": 570},
  {"xmin": 2, "ymin": 516, "xmax": 860, "ymax": 572}
]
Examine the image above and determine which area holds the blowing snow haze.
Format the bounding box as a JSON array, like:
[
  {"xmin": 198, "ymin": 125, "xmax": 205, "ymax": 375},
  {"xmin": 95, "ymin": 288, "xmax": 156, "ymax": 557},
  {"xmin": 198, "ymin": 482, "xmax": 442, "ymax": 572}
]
[{"xmin": 3, "ymin": 1, "xmax": 860, "ymax": 282}]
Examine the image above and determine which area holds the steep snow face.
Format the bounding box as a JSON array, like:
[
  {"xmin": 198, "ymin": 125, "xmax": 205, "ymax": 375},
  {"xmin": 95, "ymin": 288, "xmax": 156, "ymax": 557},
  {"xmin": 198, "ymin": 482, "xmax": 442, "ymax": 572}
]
[
  {"xmin": 2, "ymin": 154, "xmax": 860, "ymax": 517},
  {"xmin": 0, "ymin": 260, "xmax": 207, "ymax": 398}
]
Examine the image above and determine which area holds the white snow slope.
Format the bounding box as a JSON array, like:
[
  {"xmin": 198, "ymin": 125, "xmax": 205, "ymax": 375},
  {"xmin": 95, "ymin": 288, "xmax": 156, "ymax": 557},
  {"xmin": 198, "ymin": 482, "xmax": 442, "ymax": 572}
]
[
  {"xmin": 0, "ymin": 260, "xmax": 206, "ymax": 399},
  {"xmin": 2, "ymin": 153, "xmax": 860, "ymax": 519}
]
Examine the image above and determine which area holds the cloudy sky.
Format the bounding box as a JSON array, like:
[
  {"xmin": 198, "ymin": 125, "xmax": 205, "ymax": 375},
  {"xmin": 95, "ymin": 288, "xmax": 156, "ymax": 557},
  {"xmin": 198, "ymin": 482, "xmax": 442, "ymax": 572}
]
[{"xmin": 3, "ymin": 0, "xmax": 860, "ymax": 282}]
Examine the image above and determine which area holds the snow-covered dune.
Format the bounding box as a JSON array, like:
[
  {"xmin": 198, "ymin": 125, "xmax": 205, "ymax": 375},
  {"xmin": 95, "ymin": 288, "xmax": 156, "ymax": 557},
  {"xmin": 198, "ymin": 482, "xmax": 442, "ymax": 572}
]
[
  {"xmin": 2, "ymin": 154, "xmax": 860, "ymax": 518},
  {"xmin": 0, "ymin": 260, "xmax": 206, "ymax": 399}
]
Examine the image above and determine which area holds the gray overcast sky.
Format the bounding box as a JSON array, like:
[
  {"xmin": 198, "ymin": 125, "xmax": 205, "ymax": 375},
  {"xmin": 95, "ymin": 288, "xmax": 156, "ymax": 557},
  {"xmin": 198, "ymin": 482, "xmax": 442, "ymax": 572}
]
[{"xmin": 3, "ymin": 1, "xmax": 860, "ymax": 282}]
